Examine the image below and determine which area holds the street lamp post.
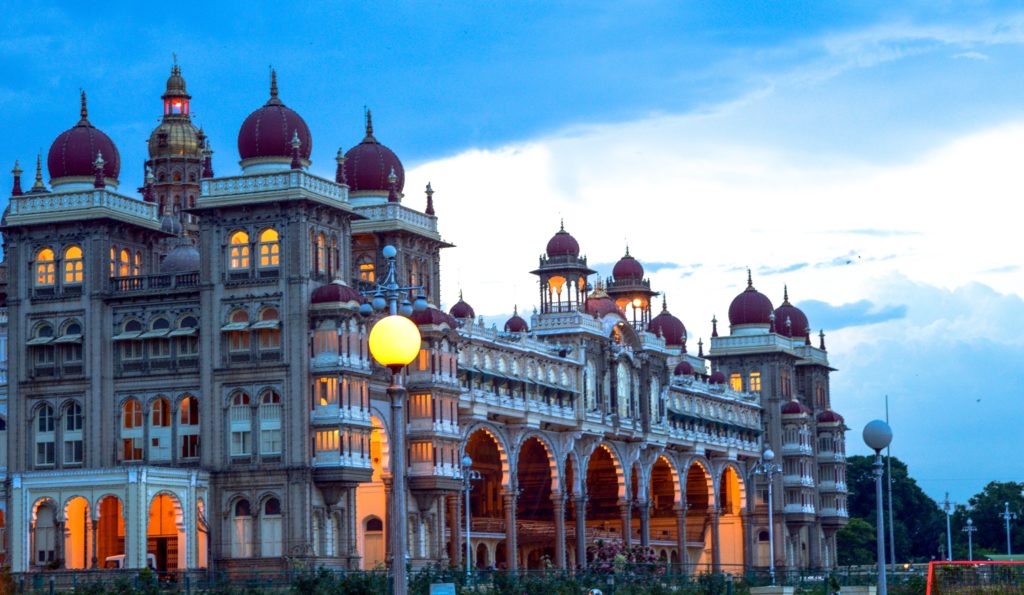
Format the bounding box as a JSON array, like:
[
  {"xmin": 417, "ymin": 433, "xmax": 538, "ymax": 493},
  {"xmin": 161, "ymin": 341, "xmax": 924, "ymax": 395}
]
[
  {"xmin": 461, "ymin": 454, "xmax": 482, "ymax": 580},
  {"xmin": 962, "ymin": 518, "xmax": 977, "ymax": 561},
  {"xmin": 752, "ymin": 448, "xmax": 782, "ymax": 585},
  {"xmin": 1001, "ymin": 502, "xmax": 1018, "ymax": 557},
  {"xmin": 863, "ymin": 420, "xmax": 893, "ymax": 595},
  {"xmin": 364, "ymin": 245, "xmax": 428, "ymax": 595},
  {"xmin": 943, "ymin": 494, "xmax": 953, "ymax": 562}
]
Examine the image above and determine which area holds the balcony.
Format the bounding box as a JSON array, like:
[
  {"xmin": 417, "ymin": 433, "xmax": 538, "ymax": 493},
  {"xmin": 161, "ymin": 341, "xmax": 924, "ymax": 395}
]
[
  {"xmin": 110, "ymin": 271, "xmax": 200, "ymax": 294},
  {"xmin": 202, "ymin": 170, "xmax": 348, "ymax": 206},
  {"xmin": 782, "ymin": 474, "xmax": 816, "ymax": 488},
  {"xmin": 5, "ymin": 188, "xmax": 160, "ymax": 228},
  {"xmin": 818, "ymin": 480, "xmax": 848, "ymax": 493},
  {"xmin": 780, "ymin": 443, "xmax": 814, "ymax": 456},
  {"xmin": 784, "ymin": 504, "xmax": 816, "ymax": 515}
]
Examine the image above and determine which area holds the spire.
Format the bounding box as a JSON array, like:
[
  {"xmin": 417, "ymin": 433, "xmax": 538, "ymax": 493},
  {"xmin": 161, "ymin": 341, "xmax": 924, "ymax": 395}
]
[
  {"xmin": 661, "ymin": 294, "xmax": 668, "ymax": 312},
  {"xmin": 335, "ymin": 147, "xmax": 347, "ymax": 184},
  {"xmin": 365, "ymin": 108, "xmax": 375, "ymax": 140},
  {"xmin": 202, "ymin": 140, "xmax": 214, "ymax": 179},
  {"xmin": 31, "ymin": 153, "xmax": 46, "ymax": 192},
  {"xmin": 425, "ymin": 182, "xmax": 435, "ymax": 216},
  {"xmin": 560, "ymin": 218, "xmax": 565, "ymax": 232},
  {"xmin": 697, "ymin": 338, "xmax": 704, "ymax": 358},
  {"xmin": 783, "ymin": 284, "xmax": 790, "ymax": 304},
  {"xmin": 624, "ymin": 244, "xmax": 631, "ymax": 257},
  {"xmin": 143, "ymin": 164, "xmax": 156, "ymax": 202},
  {"xmin": 746, "ymin": 268, "xmax": 753, "ymax": 289},
  {"xmin": 266, "ymin": 68, "xmax": 282, "ymax": 106},
  {"xmin": 387, "ymin": 166, "xmax": 399, "ymax": 203},
  {"xmin": 290, "ymin": 130, "xmax": 302, "ymax": 170},
  {"xmin": 819, "ymin": 329, "xmax": 826, "ymax": 350},
  {"xmin": 711, "ymin": 315, "xmax": 718, "ymax": 338},
  {"xmin": 93, "ymin": 152, "xmax": 106, "ymax": 188},
  {"xmin": 78, "ymin": 89, "xmax": 89, "ymax": 125},
  {"xmin": 11, "ymin": 160, "xmax": 23, "ymax": 196},
  {"xmin": 805, "ymin": 327, "xmax": 812, "ymax": 346}
]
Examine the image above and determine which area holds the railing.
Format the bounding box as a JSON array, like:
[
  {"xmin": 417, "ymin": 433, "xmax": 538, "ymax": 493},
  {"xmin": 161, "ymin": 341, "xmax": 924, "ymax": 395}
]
[
  {"xmin": 5, "ymin": 188, "xmax": 159, "ymax": 223},
  {"xmin": 354, "ymin": 202, "xmax": 438, "ymax": 233},
  {"xmin": 202, "ymin": 170, "xmax": 346, "ymax": 202},
  {"xmin": 110, "ymin": 272, "xmax": 200, "ymax": 293}
]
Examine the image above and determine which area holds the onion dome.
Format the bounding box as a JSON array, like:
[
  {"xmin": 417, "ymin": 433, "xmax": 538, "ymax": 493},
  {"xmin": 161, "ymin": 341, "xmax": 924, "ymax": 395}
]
[
  {"xmin": 504, "ymin": 306, "xmax": 529, "ymax": 333},
  {"xmin": 817, "ymin": 409, "xmax": 844, "ymax": 425},
  {"xmin": 343, "ymin": 110, "xmax": 405, "ymax": 195},
  {"xmin": 647, "ymin": 296, "xmax": 686, "ymax": 347},
  {"xmin": 709, "ymin": 370, "xmax": 726, "ymax": 384},
  {"xmin": 449, "ymin": 291, "xmax": 475, "ymax": 320},
  {"xmin": 546, "ymin": 220, "xmax": 581, "ymax": 257},
  {"xmin": 410, "ymin": 305, "xmax": 458, "ymax": 328},
  {"xmin": 612, "ymin": 247, "xmax": 644, "ymax": 281},
  {"xmin": 237, "ymin": 70, "xmax": 312, "ymax": 168},
  {"xmin": 585, "ymin": 279, "xmax": 621, "ymax": 317},
  {"xmin": 728, "ymin": 270, "xmax": 774, "ymax": 327},
  {"xmin": 781, "ymin": 398, "xmax": 812, "ymax": 416},
  {"xmin": 674, "ymin": 360, "xmax": 694, "ymax": 376},
  {"xmin": 311, "ymin": 279, "xmax": 363, "ymax": 306},
  {"xmin": 774, "ymin": 285, "xmax": 810, "ymax": 338},
  {"xmin": 47, "ymin": 91, "xmax": 120, "ymax": 188},
  {"xmin": 160, "ymin": 242, "xmax": 200, "ymax": 273}
]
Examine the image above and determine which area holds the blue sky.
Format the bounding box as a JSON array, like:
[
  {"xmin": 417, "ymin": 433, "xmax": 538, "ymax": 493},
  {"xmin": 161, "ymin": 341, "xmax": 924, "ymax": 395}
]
[{"xmin": 3, "ymin": 2, "xmax": 1024, "ymax": 508}]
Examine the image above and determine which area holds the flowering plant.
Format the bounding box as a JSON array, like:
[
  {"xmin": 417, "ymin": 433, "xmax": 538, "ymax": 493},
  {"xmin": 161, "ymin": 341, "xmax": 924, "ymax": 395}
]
[{"xmin": 589, "ymin": 539, "xmax": 665, "ymax": 575}]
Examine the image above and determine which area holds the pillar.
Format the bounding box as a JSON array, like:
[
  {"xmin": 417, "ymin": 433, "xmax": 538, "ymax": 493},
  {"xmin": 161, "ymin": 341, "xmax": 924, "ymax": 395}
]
[
  {"xmin": 503, "ymin": 489, "xmax": 517, "ymax": 570},
  {"xmin": 447, "ymin": 493, "xmax": 462, "ymax": 567},
  {"xmin": 619, "ymin": 499, "xmax": 632, "ymax": 546},
  {"xmin": 551, "ymin": 492, "xmax": 566, "ymax": 569},
  {"xmin": 808, "ymin": 522, "xmax": 821, "ymax": 568},
  {"xmin": 710, "ymin": 507, "xmax": 721, "ymax": 572},
  {"xmin": 574, "ymin": 496, "xmax": 587, "ymax": 568},
  {"xmin": 638, "ymin": 500, "xmax": 651, "ymax": 547},
  {"xmin": 675, "ymin": 504, "xmax": 688, "ymax": 574},
  {"xmin": 383, "ymin": 477, "xmax": 393, "ymax": 562},
  {"xmin": 436, "ymin": 495, "xmax": 447, "ymax": 564},
  {"xmin": 90, "ymin": 517, "xmax": 98, "ymax": 569}
]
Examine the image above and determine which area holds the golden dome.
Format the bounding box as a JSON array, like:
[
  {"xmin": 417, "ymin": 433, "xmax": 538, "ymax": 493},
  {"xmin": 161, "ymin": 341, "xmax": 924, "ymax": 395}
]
[{"xmin": 148, "ymin": 119, "xmax": 201, "ymax": 158}]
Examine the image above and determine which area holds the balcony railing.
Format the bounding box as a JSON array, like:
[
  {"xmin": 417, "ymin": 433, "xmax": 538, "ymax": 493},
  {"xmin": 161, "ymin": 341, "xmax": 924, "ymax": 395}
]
[{"xmin": 110, "ymin": 272, "xmax": 200, "ymax": 293}]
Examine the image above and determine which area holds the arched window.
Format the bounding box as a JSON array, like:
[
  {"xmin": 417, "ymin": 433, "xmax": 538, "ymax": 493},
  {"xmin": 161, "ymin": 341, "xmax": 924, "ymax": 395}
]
[
  {"xmin": 59, "ymin": 321, "xmax": 83, "ymax": 369},
  {"xmin": 259, "ymin": 390, "xmax": 282, "ymax": 455},
  {"xmin": 133, "ymin": 250, "xmax": 142, "ymax": 276},
  {"xmin": 357, "ymin": 255, "xmax": 375, "ymax": 284},
  {"xmin": 149, "ymin": 397, "xmax": 171, "ymax": 461},
  {"xmin": 35, "ymin": 404, "xmax": 55, "ymax": 466},
  {"xmin": 121, "ymin": 399, "xmax": 143, "ymax": 461},
  {"xmin": 232, "ymin": 499, "xmax": 253, "ymax": 558},
  {"xmin": 230, "ymin": 392, "xmax": 252, "ymax": 456},
  {"xmin": 175, "ymin": 315, "xmax": 199, "ymax": 357},
  {"xmin": 119, "ymin": 320, "xmax": 144, "ymax": 361},
  {"xmin": 34, "ymin": 503, "xmax": 57, "ymax": 564},
  {"xmin": 63, "ymin": 402, "xmax": 83, "ymax": 465},
  {"xmin": 258, "ymin": 228, "xmax": 280, "ymax": 268},
  {"xmin": 151, "ymin": 397, "xmax": 171, "ymax": 427},
  {"xmin": 256, "ymin": 308, "xmax": 281, "ymax": 350},
  {"xmin": 229, "ymin": 231, "xmax": 250, "ymax": 270},
  {"xmin": 119, "ymin": 249, "xmax": 130, "ymax": 277},
  {"xmin": 179, "ymin": 395, "xmax": 200, "ymax": 459},
  {"xmin": 316, "ymin": 233, "xmax": 327, "ymax": 275},
  {"xmin": 148, "ymin": 318, "xmax": 171, "ymax": 359},
  {"xmin": 227, "ymin": 310, "xmax": 250, "ymax": 352},
  {"xmin": 63, "ymin": 245, "xmax": 83, "ymax": 284},
  {"xmin": 109, "ymin": 247, "xmax": 117, "ymax": 277},
  {"xmin": 35, "ymin": 248, "xmax": 55, "ymax": 286},
  {"xmin": 29, "ymin": 324, "xmax": 56, "ymax": 374},
  {"xmin": 261, "ymin": 498, "xmax": 283, "ymax": 557}
]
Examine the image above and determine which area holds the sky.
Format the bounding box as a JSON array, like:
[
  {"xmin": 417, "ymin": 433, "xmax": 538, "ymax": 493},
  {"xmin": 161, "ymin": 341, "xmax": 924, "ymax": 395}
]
[{"xmin": 2, "ymin": 2, "xmax": 1023, "ymax": 506}]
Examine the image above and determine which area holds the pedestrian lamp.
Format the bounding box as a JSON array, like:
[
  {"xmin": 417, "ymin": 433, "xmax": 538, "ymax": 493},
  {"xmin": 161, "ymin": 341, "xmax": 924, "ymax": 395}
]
[
  {"xmin": 962, "ymin": 518, "xmax": 977, "ymax": 561},
  {"xmin": 943, "ymin": 494, "xmax": 953, "ymax": 561},
  {"xmin": 1000, "ymin": 502, "xmax": 1018, "ymax": 557},
  {"xmin": 460, "ymin": 454, "xmax": 482, "ymax": 578},
  {"xmin": 753, "ymin": 448, "xmax": 782, "ymax": 585},
  {"xmin": 864, "ymin": 420, "xmax": 893, "ymax": 595}
]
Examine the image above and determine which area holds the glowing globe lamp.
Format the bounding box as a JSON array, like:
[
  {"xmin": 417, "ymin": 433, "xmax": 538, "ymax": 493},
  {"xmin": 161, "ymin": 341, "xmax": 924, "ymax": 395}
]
[{"xmin": 368, "ymin": 315, "xmax": 421, "ymax": 371}]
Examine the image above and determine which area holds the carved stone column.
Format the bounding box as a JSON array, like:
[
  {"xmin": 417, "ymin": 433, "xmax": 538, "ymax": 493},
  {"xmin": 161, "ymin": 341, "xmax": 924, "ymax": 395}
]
[
  {"xmin": 551, "ymin": 492, "xmax": 566, "ymax": 568},
  {"xmin": 619, "ymin": 499, "xmax": 633, "ymax": 546},
  {"xmin": 675, "ymin": 504, "xmax": 688, "ymax": 573},
  {"xmin": 447, "ymin": 493, "xmax": 462, "ymax": 567},
  {"xmin": 638, "ymin": 500, "xmax": 651, "ymax": 547},
  {"xmin": 710, "ymin": 507, "xmax": 721, "ymax": 572},
  {"xmin": 575, "ymin": 496, "xmax": 588, "ymax": 569},
  {"xmin": 382, "ymin": 476, "xmax": 393, "ymax": 562},
  {"xmin": 503, "ymin": 489, "xmax": 518, "ymax": 570},
  {"xmin": 90, "ymin": 517, "xmax": 98, "ymax": 569}
]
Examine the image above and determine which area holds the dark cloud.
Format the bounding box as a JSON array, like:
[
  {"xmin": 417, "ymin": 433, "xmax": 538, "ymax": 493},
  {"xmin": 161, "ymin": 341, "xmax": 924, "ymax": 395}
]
[{"xmin": 798, "ymin": 299, "xmax": 907, "ymax": 330}]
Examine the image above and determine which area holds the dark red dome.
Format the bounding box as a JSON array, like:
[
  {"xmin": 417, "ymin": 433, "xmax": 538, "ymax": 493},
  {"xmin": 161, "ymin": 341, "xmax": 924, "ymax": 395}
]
[
  {"xmin": 774, "ymin": 286, "xmax": 810, "ymax": 338},
  {"xmin": 47, "ymin": 91, "xmax": 120, "ymax": 184},
  {"xmin": 612, "ymin": 249, "xmax": 644, "ymax": 280},
  {"xmin": 781, "ymin": 399, "xmax": 812, "ymax": 416},
  {"xmin": 311, "ymin": 280, "xmax": 363, "ymax": 305},
  {"xmin": 648, "ymin": 299, "xmax": 686, "ymax": 347},
  {"xmin": 674, "ymin": 360, "xmax": 694, "ymax": 376},
  {"xmin": 449, "ymin": 293, "xmax": 475, "ymax": 319},
  {"xmin": 343, "ymin": 111, "xmax": 404, "ymax": 194},
  {"xmin": 817, "ymin": 409, "xmax": 844, "ymax": 424},
  {"xmin": 410, "ymin": 306, "xmax": 457, "ymax": 328},
  {"xmin": 546, "ymin": 223, "xmax": 580, "ymax": 257},
  {"xmin": 586, "ymin": 296, "xmax": 620, "ymax": 318},
  {"xmin": 237, "ymin": 71, "xmax": 312, "ymax": 163},
  {"xmin": 709, "ymin": 370, "xmax": 726, "ymax": 384},
  {"xmin": 504, "ymin": 308, "xmax": 529, "ymax": 333},
  {"xmin": 728, "ymin": 271, "xmax": 774, "ymax": 327}
]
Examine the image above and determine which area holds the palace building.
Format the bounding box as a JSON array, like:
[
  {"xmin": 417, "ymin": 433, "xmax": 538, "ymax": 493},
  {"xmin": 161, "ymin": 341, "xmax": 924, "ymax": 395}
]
[{"xmin": 0, "ymin": 65, "xmax": 848, "ymax": 574}]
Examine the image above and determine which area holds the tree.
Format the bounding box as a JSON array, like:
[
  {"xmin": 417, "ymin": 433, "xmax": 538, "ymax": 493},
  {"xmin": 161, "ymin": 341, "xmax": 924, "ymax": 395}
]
[
  {"xmin": 951, "ymin": 481, "xmax": 1024, "ymax": 557},
  {"xmin": 845, "ymin": 455, "xmax": 945, "ymax": 562},
  {"xmin": 836, "ymin": 517, "xmax": 876, "ymax": 565}
]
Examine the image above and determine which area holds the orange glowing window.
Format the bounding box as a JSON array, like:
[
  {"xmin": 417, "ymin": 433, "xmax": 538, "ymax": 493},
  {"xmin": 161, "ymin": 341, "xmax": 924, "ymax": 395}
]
[
  {"xmin": 35, "ymin": 248, "xmax": 55, "ymax": 286},
  {"xmin": 230, "ymin": 231, "xmax": 250, "ymax": 270},
  {"xmin": 729, "ymin": 373, "xmax": 743, "ymax": 392},
  {"xmin": 258, "ymin": 228, "xmax": 280, "ymax": 268},
  {"xmin": 63, "ymin": 245, "xmax": 83, "ymax": 284}
]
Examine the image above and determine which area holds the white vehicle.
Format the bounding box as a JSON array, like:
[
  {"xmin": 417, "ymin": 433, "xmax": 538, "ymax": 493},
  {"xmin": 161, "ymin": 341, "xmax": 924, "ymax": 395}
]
[{"xmin": 103, "ymin": 553, "xmax": 158, "ymax": 569}]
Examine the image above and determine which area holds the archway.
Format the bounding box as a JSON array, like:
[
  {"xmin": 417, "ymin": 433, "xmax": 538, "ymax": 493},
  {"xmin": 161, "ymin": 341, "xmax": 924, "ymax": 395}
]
[
  {"xmin": 717, "ymin": 466, "xmax": 745, "ymax": 570},
  {"xmin": 684, "ymin": 462, "xmax": 713, "ymax": 570},
  {"xmin": 649, "ymin": 456, "xmax": 680, "ymax": 554},
  {"xmin": 148, "ymin": 493, "xmax": 184, "ymax": 571},
  {"xmin": 516, "ymin": 437, "xmax": 555, "ymax": 568},
  {"xmin": 476, "ymin": 542, "xmax": 489, "ymax": 569},
  {"xmin": 585, "ymin": 444, "xmax": 624, "ymax": 546},
  {"xmin": 465, "ymin": 428, "xmax": 506, "ymax": 523},
  {"xmin": 31, "ymin": 500, "xmax": 57, "ymax": 567},
  {"xmin": 63, "ymin": 497, "xmax": 91, "ymax": 569},
  {"xmin": 97, "ymin": 496, "xmax": 125, "ymax": 568},
  {"xmin": 357, "ymin": 415, "xmax": 389, "ymax": 569}
]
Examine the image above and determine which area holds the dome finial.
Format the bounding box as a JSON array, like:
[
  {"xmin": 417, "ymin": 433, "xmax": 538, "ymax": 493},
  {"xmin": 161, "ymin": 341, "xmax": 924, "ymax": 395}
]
[
  {"xmin": 662, "ymin": 294, "xmax": 668, "ymax": 311},
  {"xmin": 783, "ymin": 284, "xmax": 790, "ymax": 304},
  {"xmin": 202, "ymin": 140, "xmax": 214, "ymax": 178},
  {"xmin": 625, "ymin": 243, "xmax": 630, "ymax": 257},
  {"xmin": 31, "ymin": 153, "xmax": 46, "ymax": 192},
  {"xmin": 270, "ymin": 68, "xmax": 278, "ymax": 98},
  {"xmin": 560, "ymin": 218, "xmax": 565, "ymax": 231},
  {"xmin": 697, "ymin": 337, "xmax": 704, "ymax": 357},
  {"xmin": 365, "ymin": 108, "xmax": 374, "ymax": 138},
  {"xmin": 425, "ymin": 182, "xmax": 435, "ymax": 216},
  {"xmin": 711, "ymin": 315, "xmax": 718, "ymax": 338},
  {"xmin": 746, "ymin": 268, "xmax": 753, "ymax": 288},
  {"xmin": 819, "ymin": 329, "xmax": 826, "ymax": 350},
  {"xmin": 11, "ymin": 160, "xmax": 23, "ymax": 196},
  {"xmin": 79, "ymin": 89, "xmax": 88, "ymax": 123}
]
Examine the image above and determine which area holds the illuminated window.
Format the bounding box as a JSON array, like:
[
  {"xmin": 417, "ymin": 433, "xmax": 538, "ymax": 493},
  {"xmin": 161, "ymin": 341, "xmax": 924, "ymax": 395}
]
[
  {"xmin": 748, "ymin": 372, "xmax": 762, "ymax": 392},
  {"xmin": 121, "ymin": 398, "xmax": 144, "ymax": 461},
  {"xmin": 151, "ymin": 397, "xmax": 171, "ymax": 427},
  {"xmin": 230, "ymin": 392, "xmax": 252, "ymax": 456},
  {"xmin": 316, "ymin": 233, "xmax": 327, "ymax": 275},
  {"xmin": 229, "ymin": 231, "xmax": 250, "ymax": 270},
  {"xmin": 122, "ymin": 399, "xmax": 143, "ymax": 429},
  {"xmin": 359, "ymin": 261, "xmax": 375, "ymax": 283},
  {"xmin": 133, "ymin": 251, "xmax": 142, "ymax": 276},
  {"xmin": 63, "ymin": 245, "xmax": 83, "ymax": 284},
  {"xmin": 110, "ymin": 247, "xmax": 117, "ymax": 277},
  {"xmin": 119, "ymin": 249, "xmax": 130, "ymax": 277},
  {"xmin": 315, "ymin": 429, "xmax": 339, "ymax": 452},
  {"xmin": 316, "ymin": 377, "xmax": 338, "ymax": 406},
  {"xmin": 258, "ymin": 228, "xmax": 280, "ymax": 268},
  {"xmin": 179, "ymin": 395, "xmax": 200, "ymax": 459},
  {"xmin": 729, "ymin": 373, "xmax": 743, "ymax": 392},
  {"xmin": 35, "ymin": 248, "xmax": 55, "ymax": 286}
]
